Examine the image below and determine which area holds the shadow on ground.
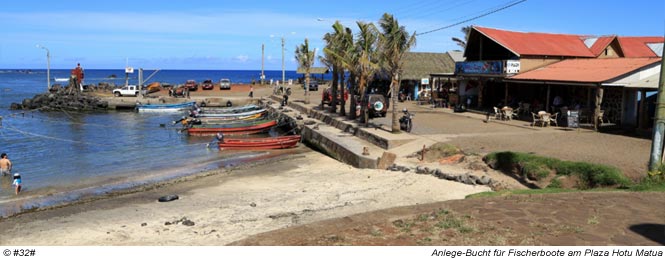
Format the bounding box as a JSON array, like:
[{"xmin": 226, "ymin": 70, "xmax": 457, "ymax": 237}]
[{"xmin": 629, "ymin": 224, "xmax": 665, "ymax": 245}]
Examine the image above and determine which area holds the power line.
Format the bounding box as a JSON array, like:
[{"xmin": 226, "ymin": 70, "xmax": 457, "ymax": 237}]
[{"xmin": 416, "ymin": 0, "xmax": 527, "ymax": 36}]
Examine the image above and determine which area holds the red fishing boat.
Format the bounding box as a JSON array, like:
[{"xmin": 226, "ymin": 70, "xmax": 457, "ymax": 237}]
[
  {"xmin": 186, "ymin": 119, "xmax": 277, "ymax": 136},
  {"xmin": 217, "ymin": 135, "xmax": 301, "ymax": 150}
]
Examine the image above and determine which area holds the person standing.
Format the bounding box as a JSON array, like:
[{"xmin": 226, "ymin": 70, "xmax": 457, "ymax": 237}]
[
  {"xmin": 12, "ymin": 173, "xmax": 21, "ymax": 195},
  {"xmin": 73, "ymin": 63, "xmax": 85, "ymax": 91},
  {"xmin": 249, "ymin": 86, "xmax": 254, "ymax": 98},
  {"xmin": 0, "ymin": 153, "xmax": 11, "ymax": 176}
]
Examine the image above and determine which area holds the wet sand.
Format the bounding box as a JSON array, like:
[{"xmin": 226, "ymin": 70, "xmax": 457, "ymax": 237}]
[{"xmin": 0, "ymin": 151, "xmax": 489, "ymax": 245}]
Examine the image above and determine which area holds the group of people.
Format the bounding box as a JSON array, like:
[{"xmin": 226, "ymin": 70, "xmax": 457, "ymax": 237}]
[{"xmin": 1, "ymin": 153, "xmax": 21, "ymax": 195}]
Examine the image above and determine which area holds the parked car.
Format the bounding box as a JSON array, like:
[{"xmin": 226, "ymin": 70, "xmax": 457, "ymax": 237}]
[
  {"xmin": 201, "ymin": 79, "xmax": 214, "ymax": 90},
  {"xmin": 322, "ymin": 87, "xmax": 348, "ymax": 105},
  {"xmin": 184, "ymin": 80, "xmax": 198, "ymax": 91},
  {"xmin": 303, "ymin": 81, "xmax": 319, "ymax": 91},
  {"xmin": 361, "ymin": 93, "xmax": 389, "ymax": 118},
  {"xmin": 219, "ymin": 78, "xmax": 231, "ymax": 90},
  {"xmin": 112, "ymin": 85, "xmax": 139, "ymax": 97}
]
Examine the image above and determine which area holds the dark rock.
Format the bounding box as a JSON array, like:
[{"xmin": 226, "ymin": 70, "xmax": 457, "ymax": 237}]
[
  {"xmin": 182, "ymin": 220, "xmax": 195, "ymax": 226},
  {"xmin": 415, "ymin": 166, "xmax": 425, "ymax": 174},
  {"xmin": 250, "ymin": 202, "xmax": 257, "ymax": 207},
  {"xmin": 141, "ymin": 223, "xmax": 147, "ymax": 227},
  {"xmin": 10, "ymin": 103, "xmax": 22, "ymax": 110}
]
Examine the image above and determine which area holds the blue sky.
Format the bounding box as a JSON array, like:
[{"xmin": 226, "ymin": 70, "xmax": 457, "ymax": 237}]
[{"xmin": 1, "ymin": 0, "xmax": 663, "ymax": 70}]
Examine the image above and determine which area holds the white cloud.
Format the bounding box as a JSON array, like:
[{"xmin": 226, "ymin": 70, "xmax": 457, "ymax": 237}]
[{"xmin": 234, "ymin": 55, "xmax": 249, "ymax": 63}]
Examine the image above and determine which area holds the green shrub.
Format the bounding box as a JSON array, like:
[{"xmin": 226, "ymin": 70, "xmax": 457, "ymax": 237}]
[
  {"xmin": 547, "ymin": 178, "xmax": 562, "ymax": 189},
  {"xmin": 484, "ymin": 151, "xmax": 631, "ymax": 189}
]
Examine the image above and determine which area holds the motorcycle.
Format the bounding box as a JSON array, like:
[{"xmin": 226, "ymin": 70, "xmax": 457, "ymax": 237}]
[{"xmin": 399, "ymin": 111, "xmax": 414, "ymax": 132}]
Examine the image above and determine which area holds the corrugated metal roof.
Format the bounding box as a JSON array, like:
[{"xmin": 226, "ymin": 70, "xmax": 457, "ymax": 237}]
[
  {"xmin": 447, "ymin": 51, "xmax": 465, "ymax": 62},
  {"xmin": 589, "ymin": 36, "xmax": 616, "ymax": 56},
  {"xmin": 618, "ymin": 37, "xmax": 664, "ymax": 57},
  {"xmin": 509, "ymin": 58, "xmax": 661, "ymax": 83},
  {"xmin": 474, "ymin": 26, "xmax": 596, "ymax": 57},
  {"xmin": 296, "ymin": 67, "xmax": 329, "ymax": 74},
  {"xmin": 647, "ymin": 43, "xmax": 663, "ymax": 57}
]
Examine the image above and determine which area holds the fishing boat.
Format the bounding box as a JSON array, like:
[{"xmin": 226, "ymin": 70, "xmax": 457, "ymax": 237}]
[
  {"xmin": 174, "ymin": 112, "xmax": 270, "ymax": 127},
  {"xmin": 199, "ymin": 104, "xmax": 260, "ymax": 114},
  {"xmin": 196, "ymin": 112, "xmax": 268, "ymax": 123},
  {"xmin": 186, "ymin": 119, "xmax": 277, "ymax": 136},
  {"xmin": 193, "ymin": 108, "xmax": 267, "ymax": 118},
  {"xmin": 137, "ymin": 101, "xmax": 197, "ymax": 113},
  {"xmin": 217, "ymin": 135, "xmax": 301, "ymax": 150}
]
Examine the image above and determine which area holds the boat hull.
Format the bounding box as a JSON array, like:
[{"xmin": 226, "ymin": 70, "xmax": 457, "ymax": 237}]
[
  {"xmin": 138, "ymin": 101, "xmax": 196, "ymax": 113},
  {"xmin": 195, "ymin": 108, "xmax": 267, "ymax": 118},
  {"xmin": 186, "ymin": 120, "xmax": 277, "ymax": 136},
  {"xmin": 218, "ymin": 135, "xmax": 301, "ymax": 150}
]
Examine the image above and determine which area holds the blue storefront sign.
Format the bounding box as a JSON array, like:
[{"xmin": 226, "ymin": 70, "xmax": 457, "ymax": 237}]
[{"xmin": 455, "ymin": 61, "xmax": 503, "ymax": 75}]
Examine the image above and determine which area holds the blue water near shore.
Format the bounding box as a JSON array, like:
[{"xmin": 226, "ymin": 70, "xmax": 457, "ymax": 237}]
[{"xmin": 0, "ymin": 69, "xmax": 315, "ymax": 218}]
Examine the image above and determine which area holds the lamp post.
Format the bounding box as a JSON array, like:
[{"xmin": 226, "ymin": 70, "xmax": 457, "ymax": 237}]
[{"xmin": 36, "ymin": 44, "xmax": 50, "ymax": 92}]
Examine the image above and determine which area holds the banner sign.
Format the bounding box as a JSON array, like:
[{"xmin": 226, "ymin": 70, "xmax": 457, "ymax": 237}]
[{"xmin": 455, "ymin": 61, "xmax": 503, "ymax": 75}]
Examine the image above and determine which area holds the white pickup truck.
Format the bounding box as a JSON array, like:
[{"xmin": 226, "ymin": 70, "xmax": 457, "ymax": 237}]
[{"xmin": 113, "ymin": 85, "xmax": 140, "ymax": 97}]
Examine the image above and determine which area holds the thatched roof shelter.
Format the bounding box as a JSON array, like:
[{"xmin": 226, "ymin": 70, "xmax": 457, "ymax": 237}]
[{"xmin": 399, "ymin": 52, "xmax": 456, "ymax": 80}]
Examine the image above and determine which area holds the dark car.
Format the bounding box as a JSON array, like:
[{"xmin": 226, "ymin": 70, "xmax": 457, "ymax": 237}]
[
  {"xmin": 201, "ymin": 79, "xmax": 214, "ymax": 90},
  {"xmin": 322, "ymin": 87, "xmax": 348, "ymax": 105},
  {"xmin": 184, "ymin": 80, "xmax": 198, "ymax": 91},
  {"xmin": 303, "ymin": 81, "xmax": 318, "ymax": 91},
  {"xmin": 362, "ymin": 94, "xmax": 389, "ymax": 118}
]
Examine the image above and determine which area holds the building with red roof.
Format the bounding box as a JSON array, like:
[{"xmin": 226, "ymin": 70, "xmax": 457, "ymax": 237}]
[{"xmin": 450, "ymin": 25, "xmax": 663, "ymax": 130}]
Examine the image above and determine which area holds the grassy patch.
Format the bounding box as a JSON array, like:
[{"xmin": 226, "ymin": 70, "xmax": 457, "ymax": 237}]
[
  {"xmin": 484, "ymin": 151, "xmax": 631, "ymax": 189},
  {"xmin": 466, "ymin": 188, "xmax": 578, "ymax": 199},
  {"xmin": 587, "ymin": 215, "xmax": 600, "ymax": 225}
]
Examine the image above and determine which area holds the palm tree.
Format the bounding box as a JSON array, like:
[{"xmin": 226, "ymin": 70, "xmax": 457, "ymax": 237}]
[
  {"xmin": 353, "ymin": 21, "xmax": 380, "ymax": 122},
  {"xmin": 323, "ymin": 27, "xmax": 340, "ymax": 113},
  {"xmin": 378, "ymin": 13, "xmax": 416, "ymax": 133},
  {"xmin": 295, "ymin": 38, "xmax": 316, "ymax": 104},
  {"xmin": 451, "ymin": 25, "xmax": 472, "ymax": 50},
  {"xmin": 324, "ymin": 21, "xmax": 353, "ymax": 117}
]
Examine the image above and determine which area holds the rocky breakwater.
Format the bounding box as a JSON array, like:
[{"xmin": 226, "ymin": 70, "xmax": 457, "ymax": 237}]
[{"xmin": 10, "ymin": 90, "xmax": 109, "ymax": 111}]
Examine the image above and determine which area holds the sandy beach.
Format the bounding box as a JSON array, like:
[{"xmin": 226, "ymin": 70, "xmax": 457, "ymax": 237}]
[{"xmin": 0, "ymin": 150, "xmax": 489, "ymax": 245}]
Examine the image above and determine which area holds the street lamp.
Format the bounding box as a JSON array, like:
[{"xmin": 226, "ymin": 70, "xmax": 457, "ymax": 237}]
[{"xmin": 36, "ymin": 44, "xmax": 50, "ymax": 92}]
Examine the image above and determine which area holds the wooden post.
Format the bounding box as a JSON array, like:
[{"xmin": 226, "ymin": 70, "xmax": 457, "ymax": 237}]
[
  {"xmin": 477, "ymin": 80, "xmax": 484, "ymax": 108},
  {"xmin": 546, "ymin": 85, "xmax": 551, "ymax": 112},
  {"xmin": 594, "ymin": 86, "xmax": 604, "ymax": 131},
  {"xmin": 639, "ymin": 90, "xmax": 648, "ymax": 129},
  {"xmin": 504, "ymin": 82, "xmax": 509, "ymax": 107},
  {"xmin": 421, "ymin": 145, "xmax": 426, "ymax": 161}
]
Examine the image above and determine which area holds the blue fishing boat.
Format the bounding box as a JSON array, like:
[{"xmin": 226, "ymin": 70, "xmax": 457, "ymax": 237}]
[{"xmin": 137, "ymin": 101, "xmax": 197, "ymax": 113}]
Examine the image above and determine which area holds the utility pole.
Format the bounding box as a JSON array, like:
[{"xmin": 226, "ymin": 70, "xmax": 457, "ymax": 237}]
[
  {"xmin": 36, "ymin": 45, "xmax": 50, "ymax": 92},
  {"xmin": 281, "ymin": 37, "xmax": 285, "ymax": 86},
  {"xmin": 648, "ymin": 44, "xmax": 665, "ymax": 171},
  {"xmin": 261, "ymin": 44, "xmax": 265, "ymax": 85}
]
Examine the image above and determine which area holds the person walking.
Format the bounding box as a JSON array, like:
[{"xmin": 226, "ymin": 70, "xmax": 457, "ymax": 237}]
[
  {"xmin": 249, "ymin": 86, "xmax": 254, "ymax": 98},
  {"xmin": 0, "ymin": 153, "xmax": 11, "ymax": 176}
]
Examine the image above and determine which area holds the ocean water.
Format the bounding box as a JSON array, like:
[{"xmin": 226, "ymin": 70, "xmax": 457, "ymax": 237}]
[{"xmin": 0, "ymin": 69, "xmax": 315, "ymax": 218}]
